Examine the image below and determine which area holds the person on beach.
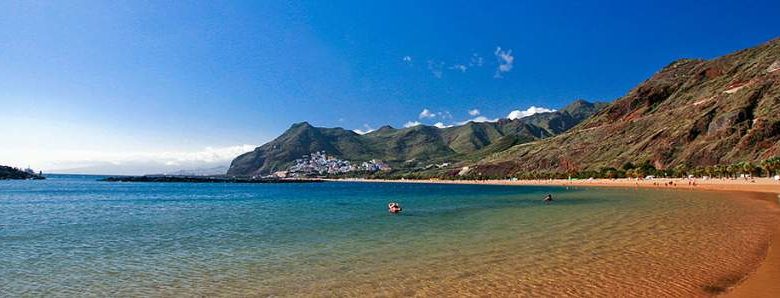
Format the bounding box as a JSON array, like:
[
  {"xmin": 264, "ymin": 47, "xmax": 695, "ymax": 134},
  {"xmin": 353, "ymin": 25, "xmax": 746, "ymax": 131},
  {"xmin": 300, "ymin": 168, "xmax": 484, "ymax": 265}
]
[{"xmin": 543, "ymin": 194, "xmax": 553, "ymax": 204}]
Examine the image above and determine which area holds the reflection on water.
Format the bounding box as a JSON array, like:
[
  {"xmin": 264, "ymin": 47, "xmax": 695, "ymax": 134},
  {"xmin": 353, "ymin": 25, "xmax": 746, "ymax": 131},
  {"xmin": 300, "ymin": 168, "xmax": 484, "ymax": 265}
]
[{"xmin": 0, "ymin": 176, "xmax": 776, "ymax": 296}]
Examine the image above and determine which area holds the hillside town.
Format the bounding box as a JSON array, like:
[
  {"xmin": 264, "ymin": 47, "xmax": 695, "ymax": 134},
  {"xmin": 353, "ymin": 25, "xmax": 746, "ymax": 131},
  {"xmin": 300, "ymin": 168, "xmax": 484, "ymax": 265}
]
[{"xmin": 274, "ymin": 151, "xmax": 391, "ymax": 177}]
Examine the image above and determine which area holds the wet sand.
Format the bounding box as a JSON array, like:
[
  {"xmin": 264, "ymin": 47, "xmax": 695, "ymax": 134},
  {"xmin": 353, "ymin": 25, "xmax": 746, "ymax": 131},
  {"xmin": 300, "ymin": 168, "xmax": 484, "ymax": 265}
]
[
  {"xmin": 725, "ymin": 211, "xmax": 780, "ymax": 298},
  {"xmin": 334, "ymin": 177, "xmax": 780, "ymax": 296}
]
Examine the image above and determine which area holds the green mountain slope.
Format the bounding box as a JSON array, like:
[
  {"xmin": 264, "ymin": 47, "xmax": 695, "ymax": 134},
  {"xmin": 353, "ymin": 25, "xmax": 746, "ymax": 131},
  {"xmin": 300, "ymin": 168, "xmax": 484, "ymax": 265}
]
[{"xmin": 227, "ymin": 100, "xmax": 605, "ymax": 176}]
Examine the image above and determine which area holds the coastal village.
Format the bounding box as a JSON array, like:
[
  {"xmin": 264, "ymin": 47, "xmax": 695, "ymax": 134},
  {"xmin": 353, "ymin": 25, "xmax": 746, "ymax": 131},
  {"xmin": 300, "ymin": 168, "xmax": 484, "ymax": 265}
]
[{"xmin": 273, "ymin": 151, "xmax": 391, "ymax": 178}]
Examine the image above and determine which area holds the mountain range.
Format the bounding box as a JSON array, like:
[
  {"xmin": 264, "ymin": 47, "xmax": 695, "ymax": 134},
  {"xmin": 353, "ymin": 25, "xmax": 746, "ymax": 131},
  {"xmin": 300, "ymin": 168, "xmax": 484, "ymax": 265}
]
[
  {"xmin": 227, "ymin": 100, "xmax": 606, "ymax": 176},
  {"xmin": 228, "ymin": 38, "xmax": 780, "ymax": 178},
  {"xmin": 152, "ymin": 165, "xmax": 231, "ymax": 177}
]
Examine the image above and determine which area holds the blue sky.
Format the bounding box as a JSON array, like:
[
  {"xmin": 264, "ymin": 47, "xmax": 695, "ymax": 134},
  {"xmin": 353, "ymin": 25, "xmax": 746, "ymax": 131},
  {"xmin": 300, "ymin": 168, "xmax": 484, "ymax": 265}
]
[{"xmin": 1, "ymin": 0, "xmax": 778, "ymax": 174}]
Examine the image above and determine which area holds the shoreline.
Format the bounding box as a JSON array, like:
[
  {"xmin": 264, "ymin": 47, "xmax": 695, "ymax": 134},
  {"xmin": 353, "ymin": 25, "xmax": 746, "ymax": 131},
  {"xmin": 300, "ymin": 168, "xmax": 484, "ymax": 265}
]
[
  {"xmin": 332, "ymin": 177, "xmax": 780, "ymax": 297},
  {"xmin": 332, "ymin": 177, "xmax": 780, "ymax": 195}
]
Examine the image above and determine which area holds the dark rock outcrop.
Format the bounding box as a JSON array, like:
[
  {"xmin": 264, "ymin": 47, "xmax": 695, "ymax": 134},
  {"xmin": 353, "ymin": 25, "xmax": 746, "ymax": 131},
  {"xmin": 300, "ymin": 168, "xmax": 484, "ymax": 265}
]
[{"xmin": 0, "ymin": 166, "xmax": 45, "ymax": 180}]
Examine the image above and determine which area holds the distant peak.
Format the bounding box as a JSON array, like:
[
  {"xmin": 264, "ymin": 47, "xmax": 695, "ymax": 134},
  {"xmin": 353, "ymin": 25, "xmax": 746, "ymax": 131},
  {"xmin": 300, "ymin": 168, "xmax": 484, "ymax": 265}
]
[
  {"xmin": 290, "ymin": 121, "xmax": 313, "ymax": 129},
  {"xmin": 660, "ymin": 58, "xmax": 704, "ymax": 71},
  {"xmin": 562, "ymin": 99, "xmax": 593, "ymax": 112},
  {"xmin": 360, "ymin": 125, "xmax": 396, "ymax": 135},
  {"xmin": 570, "ymin": 99, "xmax": 590, "ymax": 105}
]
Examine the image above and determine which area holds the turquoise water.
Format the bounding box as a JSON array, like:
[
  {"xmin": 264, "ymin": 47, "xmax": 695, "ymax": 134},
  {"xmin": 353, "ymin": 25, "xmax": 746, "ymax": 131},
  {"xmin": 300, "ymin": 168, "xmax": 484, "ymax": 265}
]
[{"xmin": 0, "ymin": 175, "xmax": 776, "ymax": 296}]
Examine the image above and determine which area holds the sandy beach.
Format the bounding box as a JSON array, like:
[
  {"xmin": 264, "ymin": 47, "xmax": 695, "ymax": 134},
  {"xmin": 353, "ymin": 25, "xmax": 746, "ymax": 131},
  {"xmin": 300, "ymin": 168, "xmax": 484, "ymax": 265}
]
[
  {"xmin": 335, "ymin": 177, "xmax": 780, "ymax": 195},
  {"xmin": 334, "ymin": 177, "xmax": 780, "ymax": 297}
]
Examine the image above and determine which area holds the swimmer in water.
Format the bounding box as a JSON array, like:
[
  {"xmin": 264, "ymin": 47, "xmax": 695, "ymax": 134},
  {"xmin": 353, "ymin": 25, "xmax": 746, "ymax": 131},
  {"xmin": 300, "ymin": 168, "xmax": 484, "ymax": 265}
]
[
  {"xmin": 388, "ymin": 202, "xmax": 402, "ymax": 213},
  {"xmin": 543, "ymin": 194, "xmax": 553, "ymax": 204}
]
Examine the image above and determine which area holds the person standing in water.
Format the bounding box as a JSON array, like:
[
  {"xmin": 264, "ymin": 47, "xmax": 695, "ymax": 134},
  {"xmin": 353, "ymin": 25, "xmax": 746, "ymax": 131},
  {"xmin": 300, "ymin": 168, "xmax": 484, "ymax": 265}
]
[{"xmin": 543, "ymin": 194, "xmax": 553, "ymax": 204}]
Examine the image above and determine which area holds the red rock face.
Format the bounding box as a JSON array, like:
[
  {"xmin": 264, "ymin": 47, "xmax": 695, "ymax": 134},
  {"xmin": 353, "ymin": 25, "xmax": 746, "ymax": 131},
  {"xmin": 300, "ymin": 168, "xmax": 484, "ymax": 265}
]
[
  {"xmin": 703, "ymin": 66, "xmax": 724, "ymax": 79},
  {"xmin": 478, "ymin": 38, "xmax": 780, "ymax": 175}
]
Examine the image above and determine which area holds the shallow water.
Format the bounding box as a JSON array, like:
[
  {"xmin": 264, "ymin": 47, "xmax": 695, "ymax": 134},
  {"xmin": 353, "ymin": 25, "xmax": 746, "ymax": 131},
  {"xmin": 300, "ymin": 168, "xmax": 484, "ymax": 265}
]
[{"xmin": 0, "ymin": 175, "xmax": 776, "ymax": 296}]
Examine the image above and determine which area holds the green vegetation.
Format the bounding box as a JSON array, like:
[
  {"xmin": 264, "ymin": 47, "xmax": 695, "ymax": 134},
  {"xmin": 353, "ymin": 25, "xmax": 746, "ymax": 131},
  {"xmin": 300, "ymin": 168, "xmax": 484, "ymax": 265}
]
[
  {"xmin": 760, "ymin": 156, "xmax": 780, "ymax": 177},
  {"xmin": 453, "ymin": 157, "xmax": 780, "ymax": 180}
]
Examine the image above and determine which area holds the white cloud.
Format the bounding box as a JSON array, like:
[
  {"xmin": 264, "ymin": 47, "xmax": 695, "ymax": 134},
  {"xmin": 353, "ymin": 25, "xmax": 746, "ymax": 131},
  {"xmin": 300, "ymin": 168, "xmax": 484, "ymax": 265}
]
[
  {"xmin": 19, "ymin": 145, "xmax": 259, "ymax": 175},
  {"xmin": 403, "ymin": 121, "xmax": 422, "ymax": 128},
  {"xmin": 506, "ymin": 106, "xmax": 556, "ymax": 120},
  {"xmin": 417, "ymin": 109, "xmax": 453, "ymax": 120},
  {"xmin": 403, "ymin": 105, "xmax": 556, "ymax": 128},
  {"xmin": 433, "ymin": 122, "xmax": 453, "ymax": 129},
  {"xmin": 353, "ymin": 124, "xmax": 375, "ymax": 135},
  {"xmin": 352, "ymin": 129, "xmax": 372, "ymax": 134},
  {"xmin": 449, "ymin": 64, "xmax": 467, "ymax": 72},
  {"xmin": 0, "ymin": 116, "xmax": 259, "ymax": 175},
  {"xmin": 404, "ymin": 51, "xmax": 500, "ymax": 78},
  {"xmin": 156, "ymin": 145, "xmax": 257, "ymax": 164},
  {"xmin": 469, "ymin": 53, "xmax": 484, "ymax": 67},
  {"xmin": 457, "ymin": 116, "xmax": 498, "ymax": 125},
  {"xmin": 494, "ymin": 46, "xmax": 514, "ymax": 78},
  {"xmin": 437, "ymin": 111, "xmax": 453, "ymax": 119},
  {"xmin": 419, "ymin": 108, "xmax": 435, "ymax": 119},
  {"xmin": 427, "ymin": 60, "xmax": 444, "ymax": 78}
]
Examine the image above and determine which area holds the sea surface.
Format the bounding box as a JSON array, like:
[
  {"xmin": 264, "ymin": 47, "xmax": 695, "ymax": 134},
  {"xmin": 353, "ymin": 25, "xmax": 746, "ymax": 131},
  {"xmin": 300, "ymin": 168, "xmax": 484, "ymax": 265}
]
[{"xmin": 0, "ymin": 175, "xmax": 777, "ymax": 297}]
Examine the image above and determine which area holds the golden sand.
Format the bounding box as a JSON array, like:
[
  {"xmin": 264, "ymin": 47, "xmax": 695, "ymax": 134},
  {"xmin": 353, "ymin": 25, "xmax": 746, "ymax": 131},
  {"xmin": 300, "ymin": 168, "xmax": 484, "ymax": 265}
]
[{"xmin": 333, "ymin": 177, "xmax": 780, "ymax": 296}]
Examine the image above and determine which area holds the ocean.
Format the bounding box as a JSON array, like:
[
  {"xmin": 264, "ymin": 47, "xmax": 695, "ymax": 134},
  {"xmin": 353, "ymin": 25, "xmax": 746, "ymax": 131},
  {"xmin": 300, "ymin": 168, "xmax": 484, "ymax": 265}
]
[{"xmin": 0, "ymin": 175, "xmax": 776, "ymax": 296}]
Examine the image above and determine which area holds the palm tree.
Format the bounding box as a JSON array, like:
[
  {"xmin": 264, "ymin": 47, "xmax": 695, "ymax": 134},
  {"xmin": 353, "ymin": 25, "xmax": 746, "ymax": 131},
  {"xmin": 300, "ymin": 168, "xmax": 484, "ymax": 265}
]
[
  {"xmin": 764, "ymin": 156, "xmax": 780, "ymax": 177},
  {"xmin": 761, "ymin": 159, "xmax": 771, "ymax": 177},
  {"xmin": 705, "ymin": 166, "xmax": 715, "ymax": 178},
  {"xmin": 739, "ymin": 162, "xmax": 755, "ymax": 177},
  {"xmin": 713, "ymin": 165, "xmax": 725, "ymax": 178},
  {"xmin": 673, "ymin": 164, "xmax": 688, "ymax": 178},
  {"xmin": 729, "ymin": 164, "xmax": 740, "ymax": 178},
  {"xmin": 692, "ymin": 166, "xmax": 704, "ymax": 178}
]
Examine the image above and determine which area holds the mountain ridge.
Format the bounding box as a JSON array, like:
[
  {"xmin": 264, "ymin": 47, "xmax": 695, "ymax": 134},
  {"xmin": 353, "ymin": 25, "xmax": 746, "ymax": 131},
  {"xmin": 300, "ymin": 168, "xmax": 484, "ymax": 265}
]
[
  {"xmin": 229, "ymin": 38, "xmax": 780, "ymax": 178},
  {"xmin": 227, "ymin": 100, "xmax": 605, "ymax": 176},
  {"xmin": 469, "ymin": 38, "xmax": 780, "ymax": 177}
]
